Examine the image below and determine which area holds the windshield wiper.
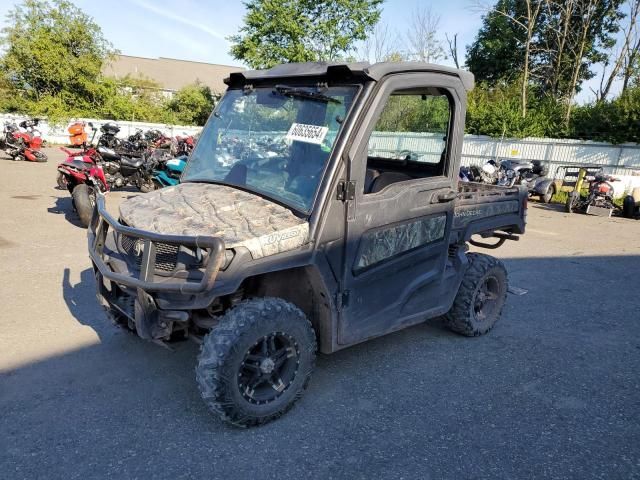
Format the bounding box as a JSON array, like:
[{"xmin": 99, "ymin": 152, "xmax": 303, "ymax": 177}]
[{"xmin": 273, "ymin": 85, "xmax": 341, "ymax": 104}]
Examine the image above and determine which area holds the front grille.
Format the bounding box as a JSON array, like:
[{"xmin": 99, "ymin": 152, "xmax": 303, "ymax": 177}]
[
  {"xmin": 155, "ymin": 242, "xmax": 179, "ymax": 271},
  {"xmin": 119, "ymin": 234, "xmax": 179, "ymax": 272}
]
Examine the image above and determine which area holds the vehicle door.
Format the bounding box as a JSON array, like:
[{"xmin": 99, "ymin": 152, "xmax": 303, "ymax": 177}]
[{"xmin": 338, "ymin": 73, "xmax": 465, "ymax": 345}]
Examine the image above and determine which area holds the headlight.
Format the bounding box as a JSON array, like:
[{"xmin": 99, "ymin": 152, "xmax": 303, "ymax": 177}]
[{"xmin": 192, "ymin": 248, "xmax": 234, "ymax": 270}]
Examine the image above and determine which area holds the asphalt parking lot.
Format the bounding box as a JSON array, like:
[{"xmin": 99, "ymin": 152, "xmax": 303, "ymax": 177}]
[{"xmin": 1, "ymin": 147, "xmax": 639, "ymax": 479}]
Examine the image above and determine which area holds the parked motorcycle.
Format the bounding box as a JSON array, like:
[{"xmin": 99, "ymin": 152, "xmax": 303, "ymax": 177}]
[
  {"xmin": 460, "ymin": 158, "xmax": 555, "ymax": 202},
  {"xmin": 96, "ymin": 145, "xmax": 154, "ymax": 192},
  {"xmin": 500, "ymin": 159, "xmax": 556, "ymax": 203},
  {"xmin": 57, "ymin": 124, "xmax": 109, "ymax": 227},
  {"xmin": 97, "ymin": 122, "xmax": 148, "ymax": 156},
  {"xmin": 171, "ymin": 134, "xmax": 195, "ymax": 157},
  {"xmin": 565, "ymin": 171, "xmax": 619, "ymax": 216},
  {"xmin": 3, "ymin": 118, "xmax": 47, "ymax": 162},
  {"xmin": 152, "ymin": 155, "xmax": 186, "ymax": 189}
]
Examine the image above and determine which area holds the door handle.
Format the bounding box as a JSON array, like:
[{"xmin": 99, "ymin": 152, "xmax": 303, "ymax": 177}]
[{"xmin": 437, "ymin": 190, "xmax": 457, "ymax": 202}]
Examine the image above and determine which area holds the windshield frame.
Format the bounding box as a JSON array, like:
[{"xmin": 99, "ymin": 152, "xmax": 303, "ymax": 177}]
[{"xmin": 182, "ymin": 81, "xmax": 363, "ymax": 216}]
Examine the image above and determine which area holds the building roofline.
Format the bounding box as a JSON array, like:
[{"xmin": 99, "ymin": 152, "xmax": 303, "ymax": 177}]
[{"xmin": 111, "ymin": 54, "xmax": 244, "ymax": 70}]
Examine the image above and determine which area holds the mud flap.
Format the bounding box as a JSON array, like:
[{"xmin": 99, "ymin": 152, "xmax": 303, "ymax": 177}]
[{"xmin": 134, "ymin": 288, "xmax": 169, "ymax": 340}]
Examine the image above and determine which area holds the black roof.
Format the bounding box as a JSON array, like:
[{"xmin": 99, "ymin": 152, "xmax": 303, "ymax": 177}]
[{"xmin": 224, "ymin": 61, "xmax": 474, "ymax": 91}]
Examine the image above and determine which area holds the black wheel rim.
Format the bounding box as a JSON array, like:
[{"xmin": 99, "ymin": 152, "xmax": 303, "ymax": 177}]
[
  {"xmin": 473, "ymin": 275, "xmax": 500, "ymax": 321},
  {"xmin": 238, "ymin": 332, "xmax": 300, "ymax": 405}
]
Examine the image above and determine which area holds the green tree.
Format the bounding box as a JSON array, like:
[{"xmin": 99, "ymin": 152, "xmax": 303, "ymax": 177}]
[
  {"xmin": 466, "ymin": 80, "xmax": 564, "ymax": 138},
  {"xmin": 98, "ymin": 76, "xmax": 173, "ymax": 124},
  {"xmin": 0, "ymin": 0, "xmax": 114, "ymax": 120},
  {"xmin": 465, "ymin": 0, "xmax": 623, "ymax": 120},
  {"xmin": 465, "ymin": 0, "xmax": 526, "ymax": 85},
  {"xmin": 229, "ymin": 0, "xmax": 383, "ymax": 69},
  {"xmin": 570, "ymin": 85, "xmax": 640, "ymax": 143},
  {"xmin": 168, "ymin": 83, "xmax": 217, "ymax": 125}
]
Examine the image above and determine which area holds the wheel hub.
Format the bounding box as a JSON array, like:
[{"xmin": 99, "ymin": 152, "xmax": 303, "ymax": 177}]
[
  {"xmin": 259, "ymin": 358, "xmax": 276, "ymax": 374},
  {"xmin": 238, "ymin": 332, "xmax": 300, "ymax": 405},
  {"xmin": 474, "ymin": 276, "xmax": 499, "ymax": 320}
]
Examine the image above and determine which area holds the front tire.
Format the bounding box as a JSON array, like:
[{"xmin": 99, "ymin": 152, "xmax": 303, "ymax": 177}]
[
  {"xmin": 565, "ymin": 191, "xmax": 577, "ymax": 213},
  {"xmin": 34, "ymin": 151, "xmax": 47, "ymax": 162},
  {"xmin": 56, "ymin": 172, "xmax": 68, "ymax": 189},
  {"xmin": 196, "ymin": 297, "xmax": 317, "ymax": 427},
  {"xmin": 72, "ymin": 183, "xmax": 95, "ymax": 228},
  {"xmin": 444, "ymin": 253, "xmax": 508, "ymax": 336},
  {"xmin": 138, "ymin": 178, "xmax": 155, "ymax": 193}
]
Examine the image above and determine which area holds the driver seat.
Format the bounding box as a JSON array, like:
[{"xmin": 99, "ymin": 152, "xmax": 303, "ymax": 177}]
[{"xmin": 369, "ymin": 171, "xmax": 411, "ymax": 193}]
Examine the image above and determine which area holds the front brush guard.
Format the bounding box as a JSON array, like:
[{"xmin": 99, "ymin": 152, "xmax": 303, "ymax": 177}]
[{"xmin": 88, "ymin": 194, "xmax": 225, "ymax": 294}]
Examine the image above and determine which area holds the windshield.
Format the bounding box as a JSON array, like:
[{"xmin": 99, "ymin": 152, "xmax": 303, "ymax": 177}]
[{"xmin": 182, "ymin": 85, "xmax": 358, "ymax": 213}]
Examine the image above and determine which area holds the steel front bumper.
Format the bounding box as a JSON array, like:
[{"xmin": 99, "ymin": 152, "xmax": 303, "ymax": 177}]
[{"xmin": 88, "ymin": 194, "xmax": 225, "ymax": 339}]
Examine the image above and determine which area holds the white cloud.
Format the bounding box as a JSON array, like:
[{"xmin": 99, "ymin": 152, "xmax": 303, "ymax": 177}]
[{"xmin": 132, "ymin": 0, "xmax": 229, "ymax": 43}]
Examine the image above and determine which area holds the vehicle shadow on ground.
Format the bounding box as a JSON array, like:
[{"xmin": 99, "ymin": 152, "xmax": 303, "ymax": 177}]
[
  {"xmin": 3, "ymin": 255, "xmax": 640, "ymax": 478},
  {"xmin": 62, "ymin": 267, "xmax": 113, "ymax": 339},
  {"xmin": 529, "ymin": 202, "xmax": 567, "ymax": 213},
  {"xmin": 533, "ymin": 201, "xmax": 635, "ymax": 219},
  {"xmin": 47, "ymin": 195, "xmax": 84, "ymax": 228}
]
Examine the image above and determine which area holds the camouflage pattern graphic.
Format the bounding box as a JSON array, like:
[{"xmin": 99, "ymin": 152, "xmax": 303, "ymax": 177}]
[
  {"xmin": 119, "ymin": 183, "xmax": 309, "ymax": 259},
  {"xmin": 453, "ymin": 201, "xmax": 520, "ymax": 229},
  {"xmin": 355, "ymin": 214, "xmax": 446, "ymax": 271}
]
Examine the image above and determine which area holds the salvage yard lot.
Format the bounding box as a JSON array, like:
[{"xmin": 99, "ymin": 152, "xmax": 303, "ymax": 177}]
[{"xmin": 1, "ymin": 148, "xmax": 639, "ymax": 479}]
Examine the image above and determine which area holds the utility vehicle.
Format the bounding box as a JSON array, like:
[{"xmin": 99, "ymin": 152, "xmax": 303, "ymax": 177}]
[{"xmin": 88, "ymin": 62, "xmax": 527, "ymax": 427}]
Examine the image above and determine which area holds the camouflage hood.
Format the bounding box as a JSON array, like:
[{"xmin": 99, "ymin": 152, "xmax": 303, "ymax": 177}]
[{"xmin": 119, "ymin": 183, "xmax": 309, "ymax": 259}]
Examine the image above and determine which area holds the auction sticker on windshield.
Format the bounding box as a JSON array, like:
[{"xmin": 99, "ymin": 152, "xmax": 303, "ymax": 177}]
[{"xmin": 286, "ymin": 123, "xmax": 329, "ymax": 145}]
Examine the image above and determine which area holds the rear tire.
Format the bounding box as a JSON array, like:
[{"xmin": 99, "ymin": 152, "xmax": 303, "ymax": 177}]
[
  {"xmin": 196, "ymin": 297, "xmax": 316, "ymax": 427},
  {"xmin": 14, "ymin": 154, "xmax": 25, "ymax": 162},
  {"xmin": 541, "ymin": 183, "xmax": 555, "ymax": 203},
  {"xmin": 444, "ymin": 253, "xmax": 508, "ymax": 336},
  {"xmin": 622, "ymin": 195, "xmax": 636, "ymax": 219},
  {"xmin": 72, "ymin": 183, "xmax": 95, "ymax": 228}
]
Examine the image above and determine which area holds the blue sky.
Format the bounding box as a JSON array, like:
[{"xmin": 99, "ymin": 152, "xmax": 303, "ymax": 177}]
[
  {"xmin": 0, "ymin": 0, "xmax": 622, "ymax": 102},
  {"xmin": 0, "ymin": 0, "xmax": 483, "ymax": 66}
]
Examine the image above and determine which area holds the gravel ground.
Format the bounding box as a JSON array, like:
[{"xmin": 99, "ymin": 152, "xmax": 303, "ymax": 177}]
[{"xmin": 1, "ymin": 148, "xmax": 639, "ymax": 479}]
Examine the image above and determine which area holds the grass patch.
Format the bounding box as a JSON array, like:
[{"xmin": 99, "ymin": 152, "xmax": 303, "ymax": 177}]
[
  {"xmin": 551, "ymin": 190, "xmax": 569, "ymax": 204},
  {"xmin": 551, "ymin": 188, "xmax": 626, "ymax": 208}
]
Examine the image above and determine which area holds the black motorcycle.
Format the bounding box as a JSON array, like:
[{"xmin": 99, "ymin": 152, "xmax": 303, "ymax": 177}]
[
  {"xmin": 97, "ymin": 122, "xmax": 148, "ymax": 156},
  {"xmin": 96, "ymin": 145, "xmax": 154, "ymax": 192}
]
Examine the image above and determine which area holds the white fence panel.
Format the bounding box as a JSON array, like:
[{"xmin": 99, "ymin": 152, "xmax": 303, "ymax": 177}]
[
  {"xmin": 0, "ymin": 113, "xmax": 202, "ymax": 145},
  {"xmin": 2, "ymin": 112, "xmax": 639, "ymax": 189}
]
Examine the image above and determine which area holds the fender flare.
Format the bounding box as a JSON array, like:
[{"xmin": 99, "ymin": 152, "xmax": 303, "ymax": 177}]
[{"xmin": 532, "ymin": 178, "xmax": 555, "ymax": 195}]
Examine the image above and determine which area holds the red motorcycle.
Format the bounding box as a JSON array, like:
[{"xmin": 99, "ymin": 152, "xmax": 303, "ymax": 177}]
[
  {"xmin": 171, "ymin": 134, "xmax": 195, "ymax": 157},
  {"xmin": 3, "ymin": 119, "xmax": 47, "ymax": 162},
  {"xmin": 57, "ymin": 124, "xmax": 109, "ymax": 227},
  {"xmin": 565, "ymin": 171, "xmax": 619, "ymax": 217}
]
